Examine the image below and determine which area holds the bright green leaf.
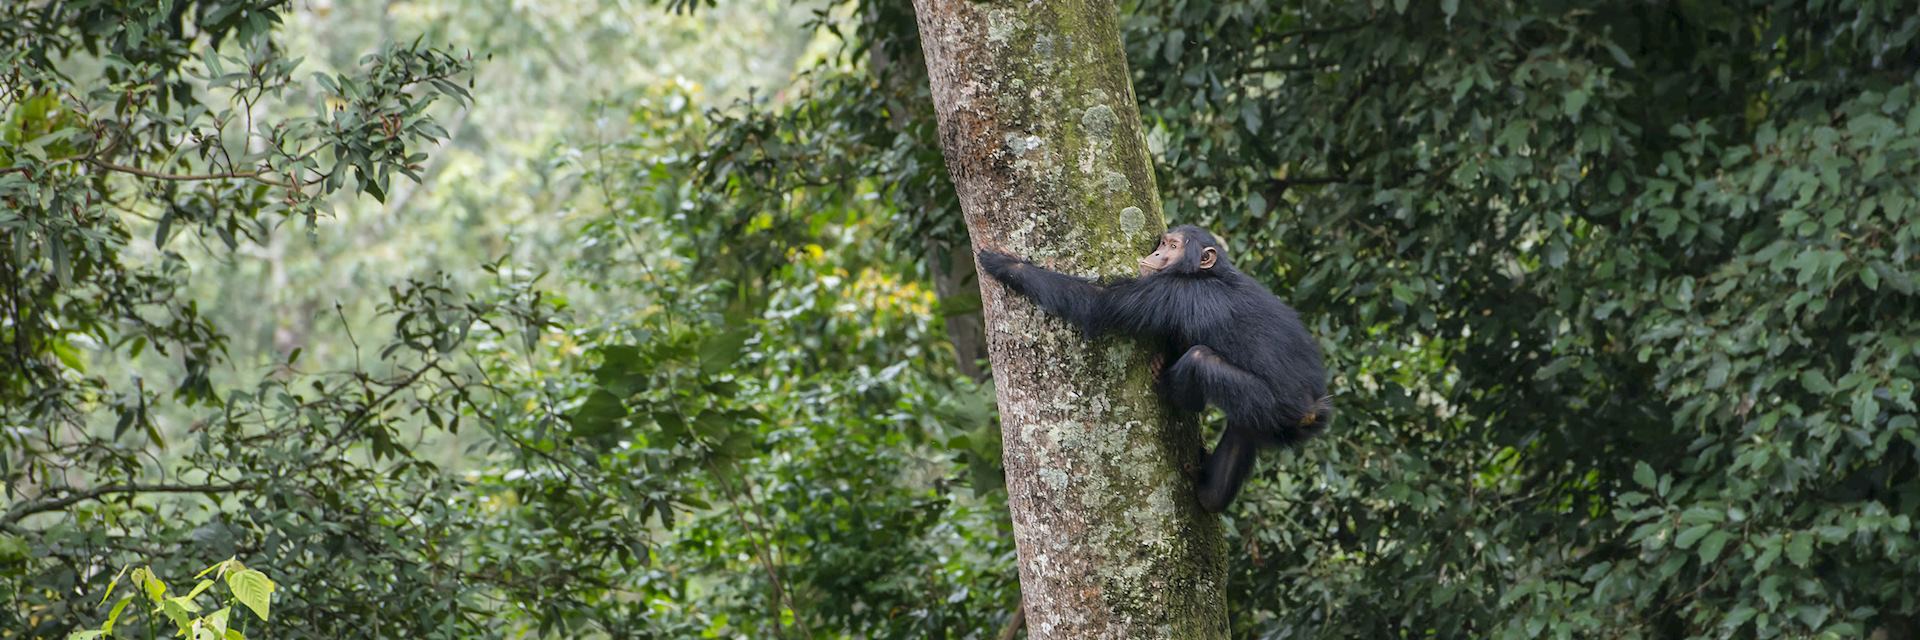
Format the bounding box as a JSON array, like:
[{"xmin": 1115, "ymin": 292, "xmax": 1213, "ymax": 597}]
[{"xmin": 227, "ymin": 569, "xmax": 275, "ymax": 622}]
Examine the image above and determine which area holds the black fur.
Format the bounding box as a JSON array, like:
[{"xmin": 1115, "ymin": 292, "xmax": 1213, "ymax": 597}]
[{"xmin": 977, "ymin": 225, "xmax": 1330, "ymax": 512}]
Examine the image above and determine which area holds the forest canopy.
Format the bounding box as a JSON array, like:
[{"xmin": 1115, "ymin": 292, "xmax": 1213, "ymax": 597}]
[{"xmin": 5, "ymin": 0, "xmax": 1919, "ymax": 638}]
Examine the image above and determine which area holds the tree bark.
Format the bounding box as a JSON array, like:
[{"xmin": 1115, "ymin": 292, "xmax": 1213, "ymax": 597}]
[{"xmin": 910, "ymin": 0, "xmax": 1229, "ymax": 637}]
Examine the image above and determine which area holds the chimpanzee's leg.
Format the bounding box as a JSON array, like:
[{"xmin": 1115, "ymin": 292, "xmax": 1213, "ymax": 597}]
[
  {"xmin": 1162, "ymin": 345, "xmax": 1274, "ymax": 417},
  {"xmin": 1197, "ymin": 425, "xmax": 1258, "ymax": 512},
  {"xmin": 1164, "ymin": 345, "xmax": 1289, "ymax": 512}
]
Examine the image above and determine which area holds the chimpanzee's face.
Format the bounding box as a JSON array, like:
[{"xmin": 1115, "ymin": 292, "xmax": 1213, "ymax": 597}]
[
  {"xmin": 1138, "ymin": 232, "xmax": 1183, "ymax": 275},
  {"xmin": 1138, "ymin": 230, "xmax": 1218, "ymax": 276}
]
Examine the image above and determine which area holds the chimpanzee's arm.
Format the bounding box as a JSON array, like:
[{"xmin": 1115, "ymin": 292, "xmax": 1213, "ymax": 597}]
[
  {"xmin": 976, "ymin": 251, "xmax": 1112, "ymax": 335},
  {"xmin": 1097, "ymin": 276, "xmax": 1230, "ymax": 338}
]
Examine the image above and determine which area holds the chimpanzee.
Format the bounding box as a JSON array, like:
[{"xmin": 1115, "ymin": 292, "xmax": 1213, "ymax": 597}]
[{"xmin": 976, "ymin": 225, "xmax": 1330, "ymax": 512}]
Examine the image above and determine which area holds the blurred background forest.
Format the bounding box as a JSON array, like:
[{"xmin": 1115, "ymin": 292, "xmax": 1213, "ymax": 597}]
[{"xmin": 4, "ymin": 0, "xmax": 1918, "ymax": 638}]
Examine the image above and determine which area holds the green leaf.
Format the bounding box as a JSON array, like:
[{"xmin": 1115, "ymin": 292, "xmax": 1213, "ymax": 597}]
[
  {"xmin": 591, "ymin": 345, "xmax": 650, "ymax": 396},
  {"xmin": 102, "ymin": 596, "xmax": 134, "ymax": 634},
  {"xmin": 717, "ymin": 428, "xmax": 755, "ymax": 461},
  {"xmin": 1725, "ymin": 605, "xmax": 1758, "ymax": 629},
  {"xmin": 1851, "ymin": 393, "xmax": 1880, "ymax": 427},
  {"xmin": 1698, "ymin": 531, "xmax": 1733, "ymax": 563},
  {"xmin": 186, "ymin": 578, "xmax": 215, "ymax": 599},
  {"xmin": 226, "ymin": 569, "xmax": 275, "ymax": 621},
  {"xmin": 50, "ymin": 338, "xmax": 86, "ymax": 373},
  {"xmin": 1603, "ymin": 41, "xmax": 1636, "ymax": 68},
  {"xmin": 152, "ymin": 210, "xmax": 173, "ymax": 247},
  {"xmin": 196, "ymin": 559, "xmax": 233, "ymax": 581},
  {"xmin": 206, "ymin": 606, "xmax": 232, "ymax": 636},
  {"xmin": 1786, "ymin": 535, "xmax": 1813, "ymax": 567},
  {"xmin": 144, "ymin": 416, "xmax": 167, "ymax": 449},
  {"xmin": 693, "ymin": 410, "xmax": 731, "ymax": 440},
  {"xmin": 1680, "ymin": 506, "xmax": 1725, "ymax": 525},
  {"xmin": 365, "ymin": 175, "xmax": 387, "ymax": 202},
  {"xmin": 655, "ymin": 411, "xmax": 689, "ymax": 443},
  {"xmin": 49, "ymin": 234, "xmax": 71, "ymax": 286},
  {"xmin": 1676, "ymin": 523, "xmax": 1712, "ymax": 549},
  {"xmin": 1563, "ymin": 89, "xmax": 1590, "ymax": 120},
  {"xmin": 1802, "ymin": 370, "xmax": 1834, "ymax": 394},
  {"xmin": 1633, "ymin": 461, "xmax": 1656, "ymax": 489},
  {"xmin": 160, "ymin": 596, "xmax": 195, "ymax": 627},
  {"xmin": 99, "ymin": 565, "xmax": 129, "ymax": 606},
  {"xmin": 698, "ymin": 329, "xmax": 752, "ymax": 376},
  {"xmin": 1705, "ymin": 357, "xmax": 1730, "ymax": 389},
  {"xmin": 1755, "ymin": 543, "xmax": 1782, "ymax": 571},
  {"xmin": 569, "ymin": 389, "xmax": 627, "ymax": 439},
  {"xmin": 138, "ymin": 566, "xmax": 168, "ymax": 602}
]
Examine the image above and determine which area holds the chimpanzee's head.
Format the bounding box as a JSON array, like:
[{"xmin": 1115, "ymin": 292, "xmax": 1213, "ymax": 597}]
[{"xmin": 1137, "ymin": 225, "xmax": 1227, "ymax": 276}]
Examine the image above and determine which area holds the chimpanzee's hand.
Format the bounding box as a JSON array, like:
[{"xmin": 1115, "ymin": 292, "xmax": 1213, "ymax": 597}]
[{"xmin": 975, "ymin": 250, "xmax": 1025, "ymax": 282}]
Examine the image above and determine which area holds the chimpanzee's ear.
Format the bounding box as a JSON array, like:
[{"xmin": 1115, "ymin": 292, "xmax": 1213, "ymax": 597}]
[{"xmin": 1199, "ymin": 247, "xmax": 1218, "ymax": 270}]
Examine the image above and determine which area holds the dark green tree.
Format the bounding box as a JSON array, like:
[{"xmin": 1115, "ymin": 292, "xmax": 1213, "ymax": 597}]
[
  {"xmin": 0, "ymin": 3, "xmax": 667, "ymax": 638},
  {"xmin": 676, "ymin": 0, "xmax": 1920, "ymax": 636},
  {"xmin": 5, "ymin": 3, "xmax": 1015, "ymax": 638}
]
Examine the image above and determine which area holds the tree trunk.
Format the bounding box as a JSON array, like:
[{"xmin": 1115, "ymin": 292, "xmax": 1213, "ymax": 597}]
[
  {"xmin": 926, "ymin": 237, "xmax": 990, "ymax": 381},
  {"xmin": 864, "ymin": 13, "xmax": 992, "ymax": 382},
  {"xmin": 910, "ymin": 1, "xmax": 1229, "ymax": 637}
]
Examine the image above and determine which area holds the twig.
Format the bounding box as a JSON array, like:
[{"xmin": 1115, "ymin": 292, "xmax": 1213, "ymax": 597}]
[
  {"xmin": 708, "ymin": 463, "xmax": 811, "ymax": 639},
  {"xmin": 87, "ymin": 158, "xmax": 295, "ymax": 188},
  {"xmin": 1259, "ymin": 20, "xmax": 1374, "ymax": 46},
  {"xmin": 1265, "ymin": 174, "xmax": 1353, "ymax": 203}
]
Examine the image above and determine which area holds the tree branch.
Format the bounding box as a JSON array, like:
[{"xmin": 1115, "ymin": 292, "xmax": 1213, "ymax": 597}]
[
  {"xmin": 1267, "ymin": 174, "xmax": 1353, "ymax": 200},
  {"xmin": 998, "ymin": 605, "xmax": 1025, "ymax": 640},
  {"xmin": 1257, "ymin": 20, "xmax": 1374, "ymax": 47},
  {"xmin": 1241, "ymin": 60, "xmax": 1340, "ymax": 75},
  {"xmin": 3, "ymin": 482, "xmax": 253, "ymax": 524},
  {"xmin": 87, "ymin": 158, "xmax": 295, "ymax": 189}
]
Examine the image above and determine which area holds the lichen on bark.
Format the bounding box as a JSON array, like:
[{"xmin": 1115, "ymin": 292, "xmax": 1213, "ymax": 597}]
[{"xmin": 910, "ymin": 0, "xmax": 1230, "ymax": 636}]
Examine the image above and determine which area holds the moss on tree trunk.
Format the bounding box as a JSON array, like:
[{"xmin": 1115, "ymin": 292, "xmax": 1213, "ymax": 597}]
[{"xmin": 910, "ymin": 0, "xmax": 1230, "ymax": 636}]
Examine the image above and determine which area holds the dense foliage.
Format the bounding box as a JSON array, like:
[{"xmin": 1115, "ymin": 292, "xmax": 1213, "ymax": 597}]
[
  {"xmin": 6, "ymin": 0, "xmax": 1918, "ymax": 638},
  {"xmin": 5, "ymin": 1, "xmax": 1005, "ymax": 638},
  {"xmin": 1123, "ymin": 2, "xmax": 1920, "ymax": 636},
  {"xmin": 666, "ymin": 0, "xmax": 1920, "ymax": 636}
]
